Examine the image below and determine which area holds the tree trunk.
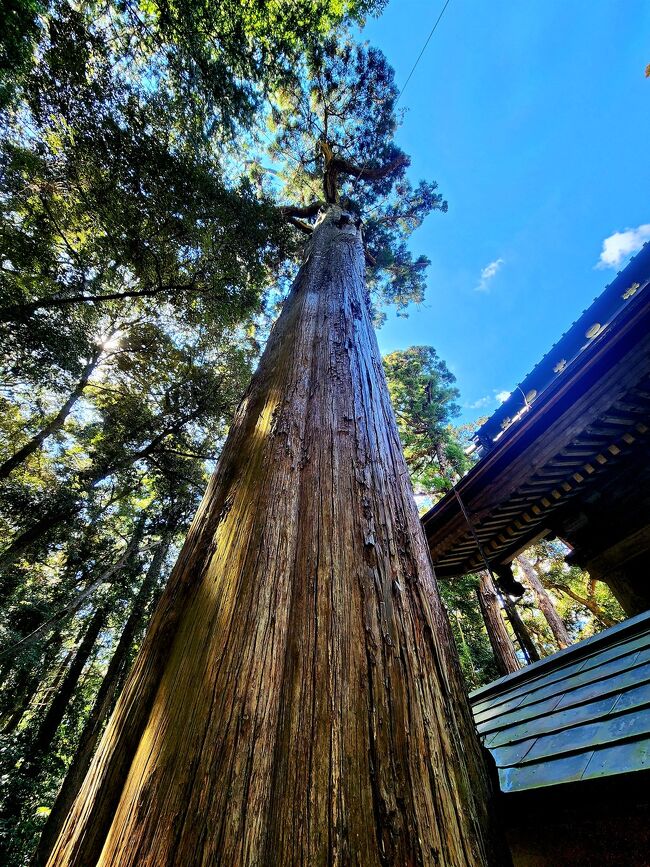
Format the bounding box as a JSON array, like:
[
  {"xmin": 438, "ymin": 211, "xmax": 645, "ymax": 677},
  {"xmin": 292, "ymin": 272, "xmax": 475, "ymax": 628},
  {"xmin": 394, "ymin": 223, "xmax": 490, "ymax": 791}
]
[
  {"xmin": 0, "ymin": 630, "xmax": 62, "ymax": 734},
  {"xmin": 516, "ymin": 556, "xmax": 571, "ymax": 650},
  {"xmin": 32, "ymin": 606, "xmax": 107, "ymax": 760},
  {"xmin": 476, "ymin": 571, "xmax": 520, "ymax": 676},
  {"xmin": 0, "ymin": 415, "xmax": 197, "ymax": 570},
  {"xmin": 48, "ymin": 208, "xmax": 502, "ymax": 866},
  {"xmin": 550, "ymin": 584, "xmax": 616, "ymax": 628},
  {"xmin": 0, "ymin": 607, "xmax": 109, "ymax": 865},
  {"xmin": 501, "ymin": 596, "xmax": 541, "ymax": 664},
  {"xmin": 33, "ymin": 535, "xmax": 171, "ymax": 867},
  {"xmin": 4, "ymin": 515, "xmax": 148, "ymax": 655},
  {"xmin": 0, "ymin": 348, "xmax": 102, "ymax": 480}
]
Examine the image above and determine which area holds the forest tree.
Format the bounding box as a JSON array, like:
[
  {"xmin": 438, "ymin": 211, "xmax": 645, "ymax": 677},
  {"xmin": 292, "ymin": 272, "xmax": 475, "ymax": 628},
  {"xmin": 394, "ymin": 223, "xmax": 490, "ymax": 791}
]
[{"xmin": 46, "ymin": 38, "xmax": 504, "ymax": 867}]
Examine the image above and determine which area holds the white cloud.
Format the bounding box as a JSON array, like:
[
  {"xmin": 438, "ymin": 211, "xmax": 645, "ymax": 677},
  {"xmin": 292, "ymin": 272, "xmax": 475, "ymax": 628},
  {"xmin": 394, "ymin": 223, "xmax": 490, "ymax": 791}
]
[
  {"xmin": 596, "ymin": 224, "xmax": 650, "ymax": 269},
  {"xmin": 475, "ymin": 257, "xmax": 504, "ymax": 292},
  {"xmin": 464, "ymin": 395, "xmax": 492, "ymax": 410},
  {"xmin": 464, "ymin": 389, "xmax": 511, "ymax": 411}
]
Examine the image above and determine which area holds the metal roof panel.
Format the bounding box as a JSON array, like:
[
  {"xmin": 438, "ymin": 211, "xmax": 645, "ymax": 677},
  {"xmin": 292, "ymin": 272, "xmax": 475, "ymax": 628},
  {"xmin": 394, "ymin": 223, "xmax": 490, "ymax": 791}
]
[{"xmin": 472, "ymin": 610, "xmax": 650, "ymax": 792}]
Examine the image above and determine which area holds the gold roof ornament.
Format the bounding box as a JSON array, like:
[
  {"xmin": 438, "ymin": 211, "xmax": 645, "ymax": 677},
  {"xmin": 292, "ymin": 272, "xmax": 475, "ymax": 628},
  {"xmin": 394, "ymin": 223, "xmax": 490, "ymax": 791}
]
[
  {"xmin": 585, "ymin": 322, "xmax": 603, "ymax": 339},
  {"xmin": 622, "ymin": 282, "xmax": 640, "ymax": 300}
]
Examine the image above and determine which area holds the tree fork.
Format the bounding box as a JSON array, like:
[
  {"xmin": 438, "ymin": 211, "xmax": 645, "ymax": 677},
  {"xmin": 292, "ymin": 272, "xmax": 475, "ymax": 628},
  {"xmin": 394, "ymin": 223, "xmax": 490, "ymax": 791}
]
[
  {"xmin": 550, "ymin": 582, "xmax": 616, "ymax": 628},
  {"xmin": 48, "ymin": 207, "xmax": 504, "ymax": 866}
]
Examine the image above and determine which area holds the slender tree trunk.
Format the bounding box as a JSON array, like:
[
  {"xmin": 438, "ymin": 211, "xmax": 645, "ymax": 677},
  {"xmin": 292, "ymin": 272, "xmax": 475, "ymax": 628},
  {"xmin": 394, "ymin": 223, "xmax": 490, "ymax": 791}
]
[
  {"xmin": 31, "ymin": 606, "xmax": 108, "ymax": 761},
  {"xmin": 48, "ymin": 208, "xmax": 502, "ymax": 866},
  {"xmin": 516, "ymin": 556, "xmax": 571, "ymax": 649},
  {"xmin": 0, "ymin": 349, "xmax": 102, "ymax": 480},
  {"xmin": 0, "ymin": 416, "xmax": 197, "ymax": 570},
  {"xmin": 0, "ymin": 607, "xmax": 109, "ymax": 864},
  {"xmin": 0, "ymin": 630, "xmax": 62, "ymax": 733},
  {"xmin": 500, "ymin": 596, "xmax": 540, "ymax": 663},
  {"xmin": 0, "ymin": 504, "xmax": 75, "ymax": 572},
  {"xmin": 0, "ymin": 516, "xmax": 146, "ymax": 857},
  {"xmin": 33, "ymin": 535, "xmax": 171, "ymax": 867},
  {"xmin": 476, "ymin": 571, "xmax": 520, "ymax": 676},
  {"xmin": 3, "ymin": 516, "xmax": 148, "ymax": 656},
  {"xmin": 434, "ymin": 442, "xmax": 455, "ymax": 490},
  {"xmin": 0, "ymin": 687, "xmax": 36, "ymax": 733}
]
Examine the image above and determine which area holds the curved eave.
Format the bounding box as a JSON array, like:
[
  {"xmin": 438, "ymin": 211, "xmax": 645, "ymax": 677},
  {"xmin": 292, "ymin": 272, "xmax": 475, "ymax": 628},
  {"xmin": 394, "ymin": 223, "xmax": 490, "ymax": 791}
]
[{"xmin": 421, "ymin": 249, "xmax": 650, "ymax": 577}]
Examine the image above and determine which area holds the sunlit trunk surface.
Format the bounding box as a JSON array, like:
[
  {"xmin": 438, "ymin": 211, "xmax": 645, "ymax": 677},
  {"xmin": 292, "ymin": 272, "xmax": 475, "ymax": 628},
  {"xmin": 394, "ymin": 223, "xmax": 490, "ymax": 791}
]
[{"xmin": 49, "ymin": 207, "xmax": 498, "ymax": 866}]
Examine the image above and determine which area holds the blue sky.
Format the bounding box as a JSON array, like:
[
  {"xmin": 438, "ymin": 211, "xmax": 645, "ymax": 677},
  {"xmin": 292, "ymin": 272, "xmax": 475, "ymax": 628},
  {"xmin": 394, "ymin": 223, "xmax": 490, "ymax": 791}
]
[{"xmin": 362, "ymin": 1, "xmax": 650, "ymax": 423}]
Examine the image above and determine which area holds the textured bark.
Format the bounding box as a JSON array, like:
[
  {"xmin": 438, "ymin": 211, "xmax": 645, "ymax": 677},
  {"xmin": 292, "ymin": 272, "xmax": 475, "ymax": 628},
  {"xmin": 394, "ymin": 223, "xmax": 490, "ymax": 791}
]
[
  {"xmin": 33, "ymin": 535, "xmax": 171, "ymax": 867},
  {"xmin": 49, "ymin": 208, "xmax": 501, "ymax": 867},
  {"xmin": 476, "ymin": 572, "xmax": 520, "ymax": 676},
  {"xmin": 516, "ymin": 556, "xmax": 571, "ymax": 650},
  {"xmin": 501, "ymin": 596, "xmax": 541, "ymax": 664},
  {"xmin": 0, "ymin": 349, "xmax": 102, "ymax": 480}
]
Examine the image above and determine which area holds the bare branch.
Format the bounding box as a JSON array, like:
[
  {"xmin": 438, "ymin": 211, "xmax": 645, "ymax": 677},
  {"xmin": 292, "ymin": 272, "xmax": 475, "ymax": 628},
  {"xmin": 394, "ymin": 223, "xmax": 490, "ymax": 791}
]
[
  {"xmin": 287, "ymin": 217, "xmax": 314, "ymax": 235},
  {"xmin": 330, "ymin": 154, "xmax": 410, "ymax": 182},
  {"xmin": 279, "ymin": 202, "xmax": 323, "ymax": 219}
]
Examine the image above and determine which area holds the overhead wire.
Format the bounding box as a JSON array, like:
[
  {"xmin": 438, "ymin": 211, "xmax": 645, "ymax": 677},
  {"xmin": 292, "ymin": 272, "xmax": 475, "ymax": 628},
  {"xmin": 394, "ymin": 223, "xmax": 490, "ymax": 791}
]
[
  {"xmin": 395, "ymin": 0, "xmax": 453, "ymax": 109},
  {"xmin": 259, "ymin": 0, "xmax": 454, "ymax": 214},
  {"xmin": 353, "ymin": 0, "xmax": 454, "ymax": 190}
]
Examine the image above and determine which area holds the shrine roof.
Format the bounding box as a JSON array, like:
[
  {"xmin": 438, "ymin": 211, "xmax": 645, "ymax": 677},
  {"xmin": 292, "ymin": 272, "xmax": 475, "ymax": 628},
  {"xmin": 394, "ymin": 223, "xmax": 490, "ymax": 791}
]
[
  {"xmin": 470, "ymin": 610, "xmax": 650, "ymax": 793},
  {"xmin": 420, "ymin": 242, "xmax": 650, "ymax": 577},
  {"xmin": 473, "ymin": 242, "xmax": 650, "ymax": 455}
]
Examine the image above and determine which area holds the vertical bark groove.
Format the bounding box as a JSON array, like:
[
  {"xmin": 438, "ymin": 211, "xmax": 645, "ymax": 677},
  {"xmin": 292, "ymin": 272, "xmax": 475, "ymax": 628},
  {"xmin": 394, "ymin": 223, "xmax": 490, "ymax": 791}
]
[{"xmin": 48, "ymin": 207, "xmax": 500, "ymax": 867}]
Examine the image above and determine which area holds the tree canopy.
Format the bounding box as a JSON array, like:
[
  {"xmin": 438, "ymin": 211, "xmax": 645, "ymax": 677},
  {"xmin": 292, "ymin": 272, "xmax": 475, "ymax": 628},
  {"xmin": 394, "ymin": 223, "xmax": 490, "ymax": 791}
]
[
  {"xmin": 383, "ymin": 345, "xmax": 468, "ymax": 497},
  {"xmin": 263, "ymin": 37, "xmax": 447, "ymax": 313}
]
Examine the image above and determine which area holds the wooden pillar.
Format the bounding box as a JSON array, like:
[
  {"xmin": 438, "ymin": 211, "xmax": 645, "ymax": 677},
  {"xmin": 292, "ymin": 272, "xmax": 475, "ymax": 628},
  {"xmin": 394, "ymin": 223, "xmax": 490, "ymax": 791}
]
[{"xmin": 598, "ymin": 552, "xmax": 650, "ymax": 617}]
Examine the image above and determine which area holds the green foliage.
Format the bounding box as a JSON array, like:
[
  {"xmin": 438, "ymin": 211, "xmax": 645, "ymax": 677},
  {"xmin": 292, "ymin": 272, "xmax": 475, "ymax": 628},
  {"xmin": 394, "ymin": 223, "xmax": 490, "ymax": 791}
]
[
  {"xmin": 1, "ymin": 2, "xmax": 392, "ymax": 860},
  {"xmin": 0, "ymin": 2, "xmax": 446, "ymax": 861},
  {"xmin": 0, "ymin": 2, "xmax": 291, "ymax": 377},
  {"xmin": 0, "ymin": 309, "xmax": 251, "ymax": 859},
  {"xmin": 267, "ymin": 38, "xmax": 447, "ymax": 312},
  {"xmin": 383, "ymin": 345, "xmax": 467, "ymax": 497},
  {"xmin": 0, "ymin": 0, "xmax": 44, "ymax": 107},
  {"xmin": 383, "ymin": 350, "xmax": 625, "ymax": 686},
  {"xmin": 437, "ymin": 574, "xmax": 500, "ymax": 691},
  {"xmin": 518, "ymin": 540, "xmax": 625, "ymax": 645},
  {"xmin": 116, "ymin": 0, "xmax": 380, "ymax": 136}
]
